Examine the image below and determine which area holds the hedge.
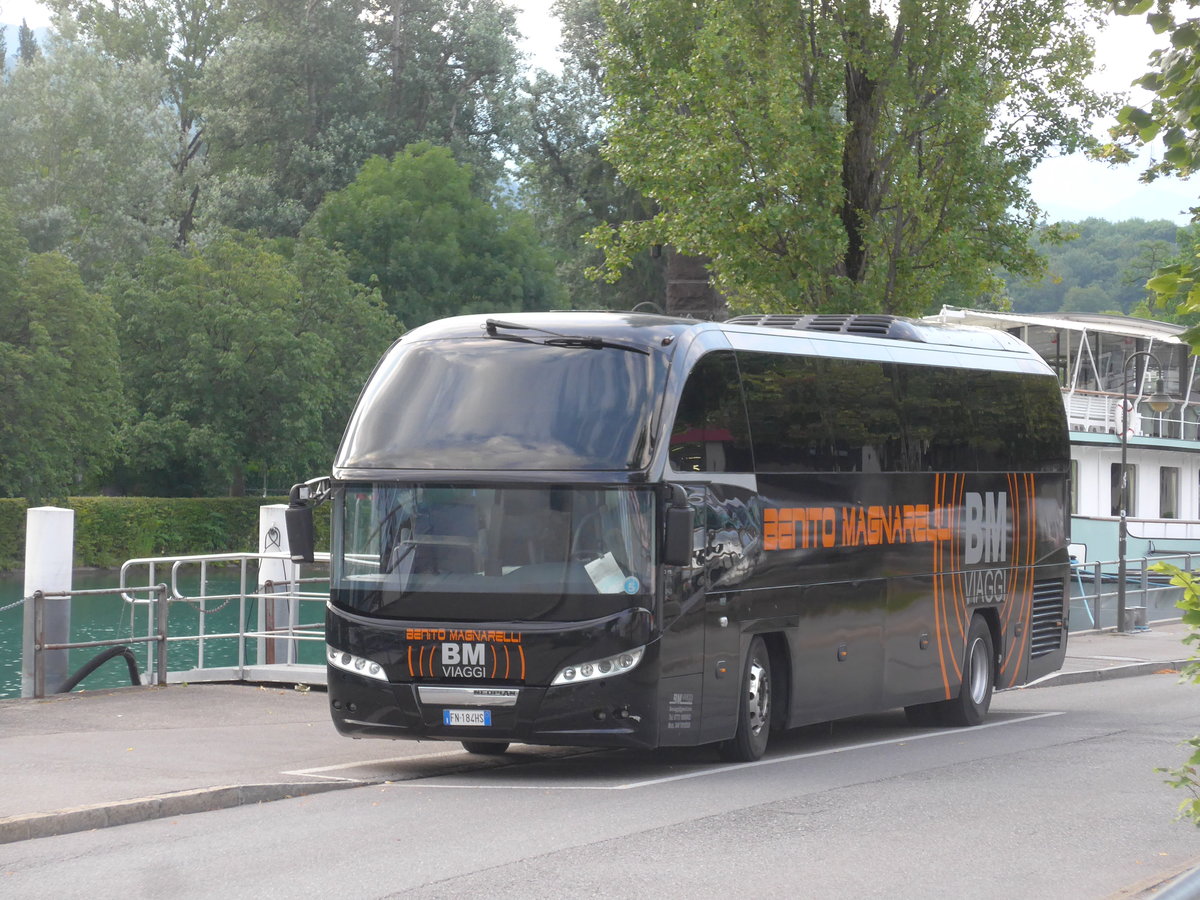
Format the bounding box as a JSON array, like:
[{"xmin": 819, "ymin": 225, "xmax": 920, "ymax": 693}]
[{"xmin": 0, "ymin": 497, "xmax": 332, "ymax": 571}]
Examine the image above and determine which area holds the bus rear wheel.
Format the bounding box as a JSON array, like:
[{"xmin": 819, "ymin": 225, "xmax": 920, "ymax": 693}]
[
  {"xmin": 941, "ymin": 616, "xmax": 995, "ymax": 727},
  {"xmin": 719, "ymin": 635, "xmax": 772, "ymax": 763},
  {"xmin": 461, "ymin": 740, "xmax": 510, "ymax": 755}
]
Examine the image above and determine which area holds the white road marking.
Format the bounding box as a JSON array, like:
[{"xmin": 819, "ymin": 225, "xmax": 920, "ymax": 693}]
[{"xmin": 315, "ymin": 711, "xmax": 1065, "ymax": 791}]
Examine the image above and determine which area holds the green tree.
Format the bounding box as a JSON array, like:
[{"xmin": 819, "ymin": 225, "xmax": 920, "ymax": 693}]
[
  {"xmin": 0, "ymin": 199, "xmax": 122, "ymax": 501},
  {"xmin": 365, "ymin": 0, "xmax": 525, "ymax": 186},
  {"xmin": 517, "ymin": 0, "xmax": 665, "ymax": 311},
  {"xmin": 108, "ymin": 230, "xmax": 394, "ymax": 496},
  {"xmin": 1111, "ymin": 0, "xmax": 1200, "ymax": 330},
  {"xmin": 197, "ymin": 0, "xmax": 384, "ymax": 237},
  {"xmin": 1148, "ymin": 563, "xmax": 1200, "ymax": 826},
  {"xmin": 47, "ymin": 0, "xmax": 240, "ymax": 244},
  {"xmin": 312, "ymin": 143, "xmax": 563, "ymax": 327},
  {"xmin": 16, "ymin": 19, "xmax": 40, "ymax": 64},
  {"xmin": 593, "ymin": 0, "xmax": 1114, "ymax": 315},
  {"xmin": 0, "ymin": 39, "xmax": 180, "ymax": 284}
]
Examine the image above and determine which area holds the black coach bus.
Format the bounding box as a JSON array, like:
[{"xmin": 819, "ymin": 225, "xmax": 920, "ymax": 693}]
[{"xmin": 287, "ymin": 311, "xmax": 1070, "ymax": 762}]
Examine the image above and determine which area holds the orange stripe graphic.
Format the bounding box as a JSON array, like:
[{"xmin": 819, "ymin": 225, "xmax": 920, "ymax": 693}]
[{"xmin": 932, "ymin": 473, "xmax": 951, "ymax": 699}]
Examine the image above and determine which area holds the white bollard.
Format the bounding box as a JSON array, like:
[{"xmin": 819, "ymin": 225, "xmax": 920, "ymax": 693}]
[
  {"xmin": 257, "ymin": 504, "xmax": 299, "ymax": 666},
  {"xmin": 21, "ymin": 506, "xmax": 75, "ymax": 697}
]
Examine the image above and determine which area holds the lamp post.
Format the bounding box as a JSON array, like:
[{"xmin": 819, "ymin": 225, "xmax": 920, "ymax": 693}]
[{"xmin": 1116, "ymin": 350, "xmax": 1174, "ymax": 633}]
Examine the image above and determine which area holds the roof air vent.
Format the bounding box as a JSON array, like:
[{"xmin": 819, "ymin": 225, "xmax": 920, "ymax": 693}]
[{"xmin": 724, "ymin": 314, "xmax": 925, "ymax": 342}]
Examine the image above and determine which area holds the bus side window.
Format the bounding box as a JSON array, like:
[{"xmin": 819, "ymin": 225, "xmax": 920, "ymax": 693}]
[{"xmin": 669, "ymin": 351, "xmax": 753, "ymax": 472}]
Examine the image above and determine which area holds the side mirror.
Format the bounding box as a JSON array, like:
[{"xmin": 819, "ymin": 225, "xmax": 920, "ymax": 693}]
[
  {"xmin": 286, "ymin": 505, "xmax": 315, "ymax": 564},
  {"xmin": 286, "ymin": 479, "xmax": 327, "ymax": 564},
  {"xmin": 663, "ymin": 484, "xmax": 694, "ymax": 568}
]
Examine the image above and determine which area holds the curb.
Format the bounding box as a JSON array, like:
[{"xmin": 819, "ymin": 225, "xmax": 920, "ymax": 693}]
[
  {"xmin": 1026, "ymin": 660, "xmax": 1188, "ymax": 689},
  {"xmin": 0, "ymin": 780, "xmax": 361, "ymax": 845}
]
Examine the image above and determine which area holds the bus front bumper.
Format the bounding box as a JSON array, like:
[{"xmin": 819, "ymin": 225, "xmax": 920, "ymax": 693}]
[{"xmin": 327, "ymin": 666, "xmax": 661, "ymax": 750}]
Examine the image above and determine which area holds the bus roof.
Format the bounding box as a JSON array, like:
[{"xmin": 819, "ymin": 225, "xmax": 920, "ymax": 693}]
[{"xmin": 399, "ymin": 310, "xmax": 1050, "ymax": 375}]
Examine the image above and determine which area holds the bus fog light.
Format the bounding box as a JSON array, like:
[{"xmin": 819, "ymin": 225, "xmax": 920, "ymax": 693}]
[
  {"xmin": 326, "ymin": 644, "xmax": 389, "ymax": 682},
  {"xmin": 552, "ymin": 646, "xmax": 644, "ymax": 686}
]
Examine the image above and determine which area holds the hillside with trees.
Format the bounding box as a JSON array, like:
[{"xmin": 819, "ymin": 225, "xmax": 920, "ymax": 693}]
[{"xmin": 1003, "ymin": 218, "xmax": 1192, "ymax": 316}]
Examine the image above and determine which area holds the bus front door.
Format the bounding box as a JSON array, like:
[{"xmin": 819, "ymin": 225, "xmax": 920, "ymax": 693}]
[{"xmin": 698, "ymin": 484, "xmax": 753, "ymax": 744}]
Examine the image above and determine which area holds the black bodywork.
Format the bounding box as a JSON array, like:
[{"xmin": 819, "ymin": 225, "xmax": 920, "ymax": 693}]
[{"xmin": 321, "ymin": 312, "xmax": 1071, "ymax": 748}]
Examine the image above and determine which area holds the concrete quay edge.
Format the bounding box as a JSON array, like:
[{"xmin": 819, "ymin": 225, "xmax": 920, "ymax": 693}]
[{"xmin": 0, "ymin": 780, "xmax": 354, "ymax": 845}]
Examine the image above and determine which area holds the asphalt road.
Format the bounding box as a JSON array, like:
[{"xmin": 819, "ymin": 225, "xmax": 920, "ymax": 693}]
[{"xmin": 4, "ymin": 674, "xmax": 1200, "ymax": 899}]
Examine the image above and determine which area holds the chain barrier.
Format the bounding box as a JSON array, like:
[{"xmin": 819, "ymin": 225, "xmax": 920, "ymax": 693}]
[{"xmin": 0, "ymin": 595, "xmax": 28, "ymax": 615}]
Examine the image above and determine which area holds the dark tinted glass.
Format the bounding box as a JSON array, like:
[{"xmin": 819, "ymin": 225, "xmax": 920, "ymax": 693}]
[
  {"xmin": 337, "ymin": 339, "xmax": 664, "ymax": 470},
  {"xmin": 736, "ymin": 351, "xmax": 1066, "ymax": 474},
  {"xmin": 739, "ymin": 353, "xmax": 901, "ymax": 472},
  {"xmin": 669, "ymin": 350, "xmax": 753, "ymax": 472}
]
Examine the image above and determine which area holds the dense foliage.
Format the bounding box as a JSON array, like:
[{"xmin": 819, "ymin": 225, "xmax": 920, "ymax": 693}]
[
  {"xmin": 0, "ymin": 199, "xmax": 122, "ymax": 501},
  {"xmin": 0, "ymin": 0, "xmax": 1153, "ymax": 500},
  {"xmin": 311, "ymin": 144, "xmax": 563, "ymax": 326},
  {"xmin": 0, "ymin": 496, "xmax": 330, "ymax": 570},
  {"xmin": 592, "ymin": 0, "xmax": 1115, "ymax": 316}
]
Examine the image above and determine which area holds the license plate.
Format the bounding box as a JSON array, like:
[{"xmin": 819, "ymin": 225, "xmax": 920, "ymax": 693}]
[{"xmin": 443, "ymin": 709, "xmax": 492, "ymax": 727}]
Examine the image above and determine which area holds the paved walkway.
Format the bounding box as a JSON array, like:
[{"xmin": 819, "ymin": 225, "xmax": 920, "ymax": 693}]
[{"xmin": 0, "ymin": 622, "xmax": 1194, "ymax": 846}]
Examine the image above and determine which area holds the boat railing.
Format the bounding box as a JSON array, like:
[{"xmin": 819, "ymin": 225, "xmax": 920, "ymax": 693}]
[
  {"xmin": 1064, "ymin": 387, "xmax": 1197, "ymax": 440},
  {"xmin": 1070, "ymin": 551, "xmax": 1193, "ymax": 632}
]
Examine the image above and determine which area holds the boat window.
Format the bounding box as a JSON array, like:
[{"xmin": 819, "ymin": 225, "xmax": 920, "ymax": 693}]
[
  {"xmin": 1070, "ymin": 459, "xmax": 1079, "ymax": 516},
  {"xmin": 1160, "ymin": 467, "xmax": 1179, "ymax": 519},
  {"xmin": 1111, "ymin": 463, "xmax": 1137, "ymax": 517}
]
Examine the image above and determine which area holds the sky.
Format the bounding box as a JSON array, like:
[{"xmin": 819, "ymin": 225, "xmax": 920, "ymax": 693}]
[{"xmin": 1, "ymin": 0, "xmax": 1195, "ymax": 226}]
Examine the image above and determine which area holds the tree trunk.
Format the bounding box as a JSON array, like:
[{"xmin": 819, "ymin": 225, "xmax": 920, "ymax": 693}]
[
  {"xmin": 840, "ymin": 58, "xmax": 882, "ymax": 286},
  {"xmin": 665, "ymin": 249, "xmax": 727, "ymax": 320}
]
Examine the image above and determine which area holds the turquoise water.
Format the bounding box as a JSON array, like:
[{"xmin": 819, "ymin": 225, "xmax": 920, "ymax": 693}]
[{"xmin": 0, "ymin": 570, "xmax": 327, "ymax": 699}]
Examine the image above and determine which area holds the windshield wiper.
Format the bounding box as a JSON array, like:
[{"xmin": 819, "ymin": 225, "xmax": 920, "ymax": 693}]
[
  {"xmin": 543, "ymin": 336, "xmax": 649, "ymax": 355},
  {"xmin": 484, "ymin": 319, "xmax": 650, "ymax": 355}
]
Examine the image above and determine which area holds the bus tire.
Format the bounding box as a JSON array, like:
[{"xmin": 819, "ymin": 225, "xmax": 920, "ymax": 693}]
[
  {"xmin": 719, "ymin": 635, "xmax": 772, "ymax": 762},
  {"xmin": 942, "ymin": 616, "xmax": 994, "ymax": 727},
  {"xmin": 461, "ymin": 741, "xmax": 510, "ymax": 755}
]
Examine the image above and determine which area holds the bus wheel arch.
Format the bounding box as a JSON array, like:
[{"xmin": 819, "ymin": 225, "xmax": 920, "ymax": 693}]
[{"xmin": 760, "ymin": 631, "xmax": 791, "ymax": 733}]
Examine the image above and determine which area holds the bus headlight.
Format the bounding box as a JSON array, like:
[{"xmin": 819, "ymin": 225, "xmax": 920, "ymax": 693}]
[
  {"xmin": 552, "ymin": 646, "xmax": 644, "ymax": 686},
  {"xmin": 327, "ymin": 644, "xmax": 388, "ymax": 682}
]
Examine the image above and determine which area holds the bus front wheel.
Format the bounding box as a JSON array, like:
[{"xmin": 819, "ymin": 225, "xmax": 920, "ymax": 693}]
[{"xmin": 720, "ymin": 635, "xmax": 772, "ymax": 763}]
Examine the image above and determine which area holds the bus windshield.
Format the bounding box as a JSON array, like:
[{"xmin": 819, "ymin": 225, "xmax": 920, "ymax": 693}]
[
  {"xmin": 332, "ymin": 484, "xmax": 657, "ymax": 621},
  {"xmin": 336, "ymin": 338, "xmax": 665, "ymax": 471}
]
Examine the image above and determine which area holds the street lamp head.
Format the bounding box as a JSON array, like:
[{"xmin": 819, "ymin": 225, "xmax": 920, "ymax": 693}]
[{"xmin": 1148, "ymin": 377, "xmax": 1173, "ymax": 413}]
